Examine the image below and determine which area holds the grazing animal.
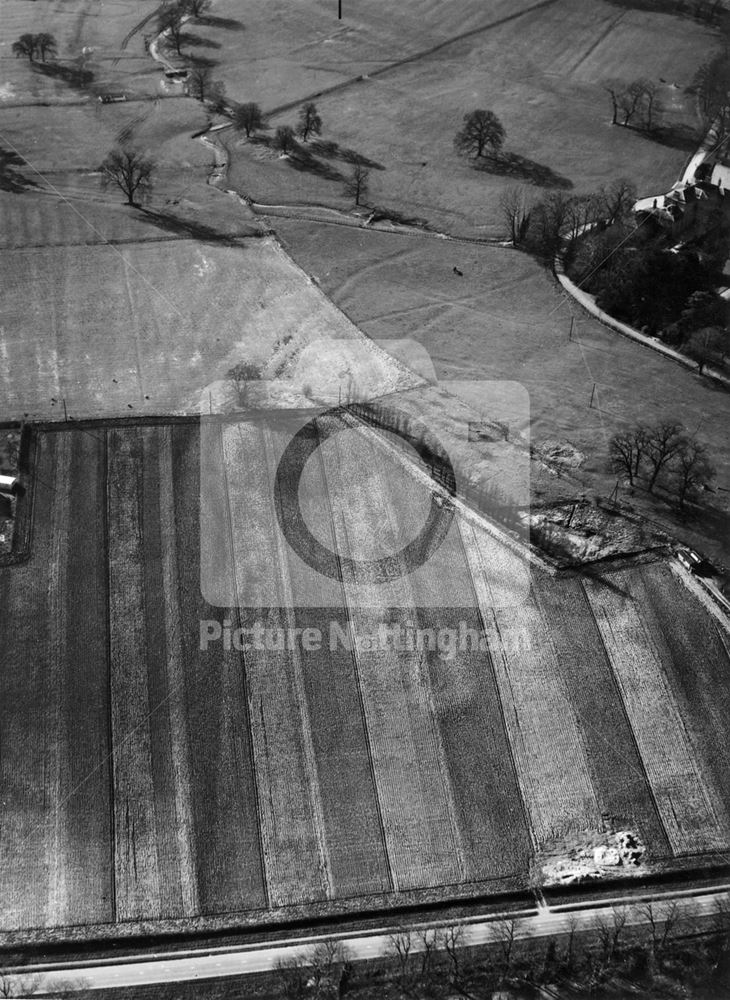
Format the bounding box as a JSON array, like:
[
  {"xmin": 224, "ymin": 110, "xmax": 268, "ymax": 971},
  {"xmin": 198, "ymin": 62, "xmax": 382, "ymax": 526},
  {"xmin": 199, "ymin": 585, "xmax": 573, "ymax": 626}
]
[{"xmin": 453, "ymin": 266, "xmax": 463, "ymax": 276}]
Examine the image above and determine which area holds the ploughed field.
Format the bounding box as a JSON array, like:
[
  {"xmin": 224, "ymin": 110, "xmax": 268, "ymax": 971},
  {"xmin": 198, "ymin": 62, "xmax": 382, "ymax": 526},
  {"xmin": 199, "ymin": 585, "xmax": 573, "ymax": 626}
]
[{"xmin": 1, "ymin": 420, "xmax": 729, "ymax": 934}]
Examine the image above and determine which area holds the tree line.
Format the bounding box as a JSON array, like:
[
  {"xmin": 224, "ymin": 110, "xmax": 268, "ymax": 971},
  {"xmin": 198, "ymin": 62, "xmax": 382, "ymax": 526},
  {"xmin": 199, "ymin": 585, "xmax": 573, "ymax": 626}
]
[
  {"xmin": 609, "ymin": 420, "xmax": 715, "ymax": 509},
  {"xmin": 12, "ymin": 32, "xmax": 57, "ymax": 62},
  {"xmin": 269, "ymin": 899, "xmax": 730, "ymax": 1000}
]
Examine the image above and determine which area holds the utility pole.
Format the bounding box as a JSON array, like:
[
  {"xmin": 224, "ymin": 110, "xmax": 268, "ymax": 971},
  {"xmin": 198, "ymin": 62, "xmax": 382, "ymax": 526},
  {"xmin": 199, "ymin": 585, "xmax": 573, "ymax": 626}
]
[
  {"xmin": 589, "ymin": 382, "xmax": 596, "ymax": 408},
  {"xmin": 569, "ymin": 316, "xmax": 574, "ymax": 341},
  {"xmin": 338, "ymin": 0, "xmax": 342, "ymax": 17},
  {"xmin": 62, "ymin": 398, "xmax": 68, "ymax": 422}
]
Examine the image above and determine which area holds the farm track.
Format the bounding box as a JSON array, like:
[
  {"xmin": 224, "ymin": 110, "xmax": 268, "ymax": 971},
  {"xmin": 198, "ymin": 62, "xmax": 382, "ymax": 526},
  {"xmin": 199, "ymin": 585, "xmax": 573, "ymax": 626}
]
[{"xmin": 114, "ymin": 4, "xmax": 167, "ymax": 64}]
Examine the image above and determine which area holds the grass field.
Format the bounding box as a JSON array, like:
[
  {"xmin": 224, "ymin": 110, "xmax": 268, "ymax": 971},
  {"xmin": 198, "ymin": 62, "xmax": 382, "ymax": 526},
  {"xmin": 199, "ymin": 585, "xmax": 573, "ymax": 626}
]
[
  {"xmin": 213, "ymin": 0, "xmax": 714, "ymax": 236},
  {"xmin": 0, "ymin": 221, "xmax": 418, "ymax": 421},
  {"xmin": 0, "ymin": 0, "xmax": 169, "ymax": 101},
  {"xmin": 1, "ymin": 0, "xmax": 729, "ymax": 946},
  {"xmin": 1, "ymin": 419, "xmax": 729, "ymax": 936},
  {"xmin": 272, "ymin": 220, "xmax": 730, "ymax": 569}
]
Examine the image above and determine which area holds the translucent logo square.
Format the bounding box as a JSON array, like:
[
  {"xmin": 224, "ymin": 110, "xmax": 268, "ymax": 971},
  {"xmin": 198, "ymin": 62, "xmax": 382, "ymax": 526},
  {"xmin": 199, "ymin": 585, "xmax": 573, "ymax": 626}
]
[{"xmin": 200, "ymin": 341, "xmax": 530, "ymax": 610}]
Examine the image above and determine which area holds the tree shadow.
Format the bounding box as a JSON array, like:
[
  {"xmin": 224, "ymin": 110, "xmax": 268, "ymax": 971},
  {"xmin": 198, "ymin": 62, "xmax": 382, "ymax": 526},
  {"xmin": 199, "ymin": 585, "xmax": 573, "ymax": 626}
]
[
  {"xmin": 185, "ymin": 52, "xmax": 218, "ymax": 67},
  {"xmin": 634, "ymin": 122, "xmax": 700, "ymax": 153},
  {"xmin": 287, "ymin": 145, "xmax": 344, "ymax": 181},
  {"xmin": 0, "ymin": 147, "xmax": 37, "ymax": 193},
  {"xmin": 474, "ymin": 151, "xmax": 573, "ymax": 189},
  {"xmin": 180, "ymin": 32, "xmax": 222, "ymax": 49},
  {"xmin": 603, "ymin": 0, "xmax": 726, "ymax": 23},
  {"xmin": 33, "ymin": 61, "xmax": 94, "ymax": 91},
  {"xmin": 195, "ymin": 14, "xmax": 245, "ymax": 30},
  {"xmin": 138, "ymin": 207, "xmax": 249, "ymax": 246},
  {"xmin": 339, "ymin": 147, "xmax": 386, "ymax": 170},
  {"xmin": 308, "ymin": 139, "xmax": 385, "ymax": 171}
]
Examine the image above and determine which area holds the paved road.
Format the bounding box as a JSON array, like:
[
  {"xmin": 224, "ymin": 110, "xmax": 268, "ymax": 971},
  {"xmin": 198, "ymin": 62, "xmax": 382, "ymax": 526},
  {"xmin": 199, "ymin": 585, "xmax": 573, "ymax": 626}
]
[{"xmin": 15, "ymin": 885, "xmax": 729, "ymax": 994}]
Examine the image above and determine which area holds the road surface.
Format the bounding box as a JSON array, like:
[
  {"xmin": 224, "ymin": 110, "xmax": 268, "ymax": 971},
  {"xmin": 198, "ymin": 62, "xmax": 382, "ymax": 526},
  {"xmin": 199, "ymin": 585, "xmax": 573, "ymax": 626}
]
[{"xmin": 11, "ymin": 885, "xmax": 729, "ymax": 994}]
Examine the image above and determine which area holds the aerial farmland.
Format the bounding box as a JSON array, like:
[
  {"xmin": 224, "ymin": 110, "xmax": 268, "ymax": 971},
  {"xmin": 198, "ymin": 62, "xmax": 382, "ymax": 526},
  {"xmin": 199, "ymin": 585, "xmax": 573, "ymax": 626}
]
[
  {"xmin": 0, "ymin": 0, "xmax": 729, "ymax": 994},
  {"xmin": 1, "ymin": 420, "xmax": 729, "ymax": 935}
]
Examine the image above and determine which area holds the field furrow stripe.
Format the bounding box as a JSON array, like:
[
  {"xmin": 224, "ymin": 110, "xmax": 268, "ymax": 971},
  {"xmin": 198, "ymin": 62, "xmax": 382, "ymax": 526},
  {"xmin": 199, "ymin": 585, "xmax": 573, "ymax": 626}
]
[
  {"xmin": 316, "ymin": 413, "xmax": 462, "ymax": 890},
  {"xmin": 270, "ymin": 420, "xmax": 392, "ymax": 897},
  {"xmin": 107, "ymin": 427, "xmax": 162, "ymax": 920},
  {"xmin": 0, "ymin": 434, "xmax": 57, "ymax": 929},
  {"xmin": 46, "ymin": 433, "xmax": 71, "ymax": 927},
  {"xmin": 158, "ymin": 426, "xmax": 199, "ymax": 917},
  {"xmin": 460, "ymin": 520, "xmax": 602, "ymax": 846},
  {"xmin": 582, "ymin": 572, "xmax": 729, "ymax": 856},
  {"xmin": 533, "ymin": 573, "xmax": 671, "ymax": 855},
  {"xmin": 261, "ymin": 424, "xmax": 334, "ymax": 900},
  {"xmin": 221, "ymin": 420, "xmax": 329, "ymax": 906}
]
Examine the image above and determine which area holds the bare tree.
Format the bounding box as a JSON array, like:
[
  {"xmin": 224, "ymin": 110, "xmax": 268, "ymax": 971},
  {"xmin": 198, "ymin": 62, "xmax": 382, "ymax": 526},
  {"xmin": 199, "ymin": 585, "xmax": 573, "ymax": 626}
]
[
  {"xmin": 599, "ymin": 177, "xmax": 637, "ymax": 226},
  {"xmin": 564, "ymin": 193, "xmax": 601, "ymax": 243},
  {"xmin": 685, "ymin": 327, "xmax": 724, "ymax": 375},
  {"xmin": 530, "ymin": 189, "xmax": 572, "ymax": 260},
  {"xmin": 658, "ymin": 900, "xmax": 683, "ymax": 954},
  {"xmin": 100, "ymin": 147, "xmax": 155, "ymax": 206},
  {"xmin": 274, "ymin": 125, "xmax": 297, "ymax": 155},
  {"xmin": 618, "ymin": 79, "xmax": 649, "ymax": 126},
  {"xmin": 227, "ymin": 360, "xmax": 262, "ymax": 406},
  {"xmin": 494, "ymin": 917, "xmax": 518, "ymax": 978},
  {"xmin": 641, "ymin": 79, "xmax": 659, "ymax": 131},
  {"xmin": 158, "ymin": 7, "xmax": 185, "ymax": 55},
  {"xmin": 274, "ymin": 953, "xmax": 308, "ymax": 999},
  {"xmin": 443, "ymin": 924, "xmax": 464, "ymax": 984},
  {"xmin": 500, "ymin": 185, "xmax": 532, "ymax": 245},
  {"xmin": 187, "ymin": 65, "xmax": 224, "ymax": 105},
  {"xmin": 12, "ymin": 33, "xmax": 37, "ymax": 61},
  {"xmin": 35, "ymin": 32, "xmax": 57, "ymax": 61},
  {"xmin": 298, "ymin": 102, "xmax": 323, "ymax": 142},
  {"xmin": 234, "ymin": 101, "xmax": 264, "ymax": 137},
  {"xmin": 389, "ymin": 928, "xmax": 412, "ymax": 984},
  {"xmin": 672, "ymin": 438, "xmax": 715, "ymax": 510},
  {"xmin": 343, "ymin": 163, "xmax": 370, "ymax": 206},
  {"xmin": 692, "ymin": 54, "xmax": 730, "ymax": 138},
  {"xmin": 564, "ymin": 913, "xmax": 579, "ymax": 972},
  {"xmin": 609, "ymin": 424, "xmax": 648, "ymax": 486},
  {"xmin": 594, "ymin": 914, "xmax": 614, "ymax": 967},
  {"xmin": 611, "ymin": 906, "xmax": 628, "ymax": 959},
  {"xmin": 605, "ymin": 79, "xmax": 657, "ymax": 129},
  {"xmin": 0, "ymin": 972, "xmax": 40, "ymax": 997},
  {"xmin": 640, "ymin": 900, "xmax": 683, "ymax": 966},
  {"xmin": 181, "ymin": 0, "xmax": 212, "ymax": 18},
  {"xmin": 454, "ymin": 109, "xmax": 505, "ymax": 159},
  {"xmin": 416, "ymin": 927, "xmax": 441, "ymax": 979},
  {"xmin": 645, "ymin": 421, "xmax": 685, "ymax": 493},
  {"xmin": 309, "ymin": 941, "xmax": 348, "ymax": 996}
]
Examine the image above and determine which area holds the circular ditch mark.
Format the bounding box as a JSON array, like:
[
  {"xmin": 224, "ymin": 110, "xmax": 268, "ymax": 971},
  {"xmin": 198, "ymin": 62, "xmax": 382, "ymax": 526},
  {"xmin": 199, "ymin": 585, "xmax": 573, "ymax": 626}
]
[{"xmin": 274, "ymin": 406, "xmax": 456, "ymax": 583}]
